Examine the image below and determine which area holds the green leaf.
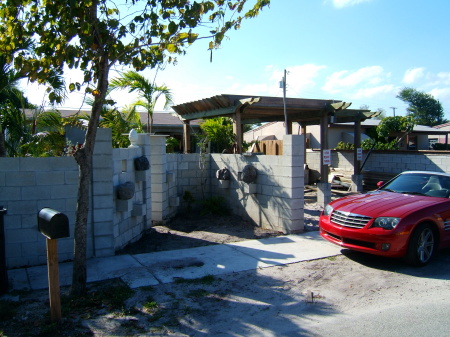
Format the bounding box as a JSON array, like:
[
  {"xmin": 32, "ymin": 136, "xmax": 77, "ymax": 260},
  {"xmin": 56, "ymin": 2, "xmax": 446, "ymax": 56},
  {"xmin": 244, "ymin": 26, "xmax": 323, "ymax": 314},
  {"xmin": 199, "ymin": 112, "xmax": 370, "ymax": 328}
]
[{"xmin": 168, "ymin": 21, "xmax": 178, "ymax": 35}]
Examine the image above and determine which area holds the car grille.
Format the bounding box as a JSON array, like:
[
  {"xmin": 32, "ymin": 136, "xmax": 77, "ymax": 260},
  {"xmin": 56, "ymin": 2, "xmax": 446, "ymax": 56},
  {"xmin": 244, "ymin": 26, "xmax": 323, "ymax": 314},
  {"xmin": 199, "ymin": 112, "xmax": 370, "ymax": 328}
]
[{"xmin": 331, "ymin": 210, "xmax": 372, "ymax": 229}]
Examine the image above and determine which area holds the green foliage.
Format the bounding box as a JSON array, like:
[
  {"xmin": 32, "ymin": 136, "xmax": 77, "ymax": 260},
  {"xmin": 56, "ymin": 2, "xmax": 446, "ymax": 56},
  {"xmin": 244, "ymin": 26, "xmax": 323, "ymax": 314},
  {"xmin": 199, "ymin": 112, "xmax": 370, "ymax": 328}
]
[
  {"xmin": 0, "ymin": 1, "xmax": 269, "ymax": 104},
  {"xmin": 200, "ymin": 196, "xmax": 229, "ymax": 216},
  {"xmin": 335, "ymin": 141, "xmax": 354, "ymax": 150},
  {"xmin": 166, "ymin": 136, "xmax": 180, "ymax": 153},
  {"xmin": 376, "ymin": 116, "xmax": 415, "ymax": 139},
  {"xmin": 98, "ymin": 106, "xmax": 144, "ymax": 148},
  {"xmin": 2, "ymin": 108, "xmax": 67, "ymax": 157},
  {"xmin": 200, "ymin": 117, "xmax": 234, "ymax": 153},
  {"xmin": 361, "ymin": 138, "xmax": 399, "ymax": 150},
  {"xmin": 397, "ymin": 87, "xmax": 447, "ymax": 126},
  {"xmin": 109, "ymin": 71, "xmax": 173, "ymax": 133},
  {"xmin": 143, "ymin": 297, "xmax": 159, "ymax": 313}
]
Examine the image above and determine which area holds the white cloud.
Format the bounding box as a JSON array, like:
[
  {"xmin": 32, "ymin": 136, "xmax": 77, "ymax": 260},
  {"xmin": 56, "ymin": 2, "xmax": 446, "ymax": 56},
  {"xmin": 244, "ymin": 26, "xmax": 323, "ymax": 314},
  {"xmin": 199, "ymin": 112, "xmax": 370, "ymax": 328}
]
[
  {"xmin": 322, "ymin": 66, "xmax": 387, "ymax": 94},
  {"xmin": 353, "ymin": 84, "xmax": 397, "ymax": 99},
  {"xmin": 268, "ymin": 64, "xmax": 326, "ymax": 97},
  {"xmin": 429, "ymin": 87, "xmax": 450, "ymax": 102},
  {"xmin": 435, "ymin": 72, "xmax": 450, "ymax": 86},
  {"xmin": 403, "ymin": 67, "xmax": 425, "ymax": 84},
  {"xmin": 331, "ymin": 0, "xmax": 372, "ymax": 9}
]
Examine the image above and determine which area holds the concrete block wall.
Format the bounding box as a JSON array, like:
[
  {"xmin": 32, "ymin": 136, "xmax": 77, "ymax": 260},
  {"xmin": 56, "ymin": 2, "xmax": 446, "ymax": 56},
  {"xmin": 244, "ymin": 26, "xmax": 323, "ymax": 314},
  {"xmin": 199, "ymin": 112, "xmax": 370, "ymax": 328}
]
[
  {"xmin": 149, "ymin": 135, "xmax": 169, "ymax": 222},
  {"xmin": 1, "ymin": 129, "xmax": 155, "ymax": 269},
  {"xmin": 0, "ymin": 156, "xmax": 79, "ymax": 268},
  {"xmin": 111, "ymin": 132, "xmax": 153, "ymax": 251},
  {"xmin": 306, "ymin": 150, "xmax": 450, "ymax": 184},
  {"xmin": 210, "ymin": 135, "xmax": 305, "ymax": 233},
  {"xmin": 169, "ymin": 153, "xmax": 211, "ymax": 213}
]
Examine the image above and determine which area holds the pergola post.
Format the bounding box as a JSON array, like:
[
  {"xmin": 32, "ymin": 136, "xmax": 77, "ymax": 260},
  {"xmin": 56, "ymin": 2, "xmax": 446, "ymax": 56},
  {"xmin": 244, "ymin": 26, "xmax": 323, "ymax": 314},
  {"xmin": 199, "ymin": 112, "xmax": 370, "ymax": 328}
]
[
  {"xmin": 233, "ymin": 110, "xmax": 243, "ymax": 154},
  {"xmin": 352, "ymin": 119, "xmax": 363, "ymax": 192},
  {"xmin": 318, "ymin": 113, "xmax": 331, "ymax": 206},
  {"xmin": 183, "ymin": 120, "xmax": 191, "ymax": 154},
  {"xmin": 287, "ymin": 121, "xmax": 292, "ymax": 135},
  {"xmin": 301, "ymin": 123, "xmax": 308, "ymax": 185}
]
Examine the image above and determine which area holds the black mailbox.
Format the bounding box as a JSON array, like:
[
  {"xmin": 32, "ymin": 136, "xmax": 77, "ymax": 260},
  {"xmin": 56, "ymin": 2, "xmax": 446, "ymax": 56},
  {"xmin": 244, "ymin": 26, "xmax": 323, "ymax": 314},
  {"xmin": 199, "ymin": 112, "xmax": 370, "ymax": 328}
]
[{"xmin": 38, "ymin": 208, "xmax": 70, "ymax": 240}]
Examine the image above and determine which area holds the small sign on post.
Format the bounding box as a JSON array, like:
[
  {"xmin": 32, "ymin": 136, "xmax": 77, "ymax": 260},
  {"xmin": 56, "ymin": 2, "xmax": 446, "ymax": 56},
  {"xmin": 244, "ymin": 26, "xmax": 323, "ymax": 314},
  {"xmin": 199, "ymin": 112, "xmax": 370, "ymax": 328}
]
[
  {"xmin": 357, "ymin": 148, "xmax": 363, "ymax": 161},
  {"xmin": 323, "ymin": 149, "xmax": 331, "ymax": 166},
  {"xmin": 38, "ymin": 208, "xmax": 70, "ymax": 322}
]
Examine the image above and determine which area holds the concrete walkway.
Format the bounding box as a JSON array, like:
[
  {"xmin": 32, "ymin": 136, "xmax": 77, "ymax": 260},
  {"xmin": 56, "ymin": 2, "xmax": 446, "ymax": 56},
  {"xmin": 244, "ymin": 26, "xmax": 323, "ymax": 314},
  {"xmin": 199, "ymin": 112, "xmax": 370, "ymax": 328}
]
[{"xmin": 7, "ymin": 231, "xmax": 342, "ymax": 291}]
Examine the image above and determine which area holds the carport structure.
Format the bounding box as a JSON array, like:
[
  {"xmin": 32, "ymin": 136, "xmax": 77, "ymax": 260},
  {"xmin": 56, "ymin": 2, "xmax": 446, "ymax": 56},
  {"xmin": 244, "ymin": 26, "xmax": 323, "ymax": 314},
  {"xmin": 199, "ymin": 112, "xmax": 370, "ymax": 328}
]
[{"xmin": 172, "ymin": 94, "xmax": 379, "ymax": 202}]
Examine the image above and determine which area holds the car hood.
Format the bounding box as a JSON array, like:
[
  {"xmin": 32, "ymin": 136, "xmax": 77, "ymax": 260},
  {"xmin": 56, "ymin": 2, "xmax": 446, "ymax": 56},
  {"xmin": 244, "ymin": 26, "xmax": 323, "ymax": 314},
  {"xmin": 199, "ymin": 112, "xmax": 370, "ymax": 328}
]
[{"xmin": 329, "ymin": 190, "xmax": 447, "ymax": 218}]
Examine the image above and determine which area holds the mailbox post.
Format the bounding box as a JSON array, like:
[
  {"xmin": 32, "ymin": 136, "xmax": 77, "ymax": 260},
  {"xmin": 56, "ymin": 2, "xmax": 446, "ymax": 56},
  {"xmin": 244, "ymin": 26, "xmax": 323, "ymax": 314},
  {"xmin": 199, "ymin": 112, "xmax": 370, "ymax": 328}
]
[{"xmin": 38, "ymin": 208, "xmax": 70, "ymax": 322}]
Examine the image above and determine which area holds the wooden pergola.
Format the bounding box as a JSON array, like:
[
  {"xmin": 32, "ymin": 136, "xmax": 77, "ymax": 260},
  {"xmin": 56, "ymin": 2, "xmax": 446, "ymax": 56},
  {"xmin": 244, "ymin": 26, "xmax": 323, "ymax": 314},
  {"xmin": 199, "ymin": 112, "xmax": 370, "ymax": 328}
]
[{"xmin": 172, "ymin": 94, "xmax": 379, "ymax": 184}]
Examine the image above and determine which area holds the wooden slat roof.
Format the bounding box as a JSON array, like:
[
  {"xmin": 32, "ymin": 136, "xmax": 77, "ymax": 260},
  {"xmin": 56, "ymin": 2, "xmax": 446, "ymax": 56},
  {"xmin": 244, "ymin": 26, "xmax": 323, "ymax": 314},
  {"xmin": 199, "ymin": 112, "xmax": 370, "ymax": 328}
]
[{"xmin": 172, "ymin": 94, "xmax": 377, "ymax": 125}]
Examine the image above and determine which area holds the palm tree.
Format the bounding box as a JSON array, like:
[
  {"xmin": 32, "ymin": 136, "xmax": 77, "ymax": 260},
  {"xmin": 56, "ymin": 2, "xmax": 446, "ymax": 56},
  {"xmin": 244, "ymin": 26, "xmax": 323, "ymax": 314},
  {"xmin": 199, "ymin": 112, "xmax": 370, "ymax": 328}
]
[
  {"xmin": 0, "ymin": 39, "xmax": 66, "ymax": 157},
  {"xmin": 0, "ymin": 70, "xmax": 36, "ymax": 155},
  {"xmin": 109, "ymin": 71, "xmax": 173, "ymax": 134}
]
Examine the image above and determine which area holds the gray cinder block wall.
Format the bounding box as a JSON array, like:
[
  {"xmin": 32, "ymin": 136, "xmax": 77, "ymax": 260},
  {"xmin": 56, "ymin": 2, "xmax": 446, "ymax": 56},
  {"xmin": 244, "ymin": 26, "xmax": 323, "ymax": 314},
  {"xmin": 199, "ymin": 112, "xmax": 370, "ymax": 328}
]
[
  {"xmin": 168, "ymin": 135, "xmax": 305, "ymax": 233},
  {"xmin": 305, "ymin": 150, "xmax": 450, "ymax": 184},
  {"xmin": 1, "ymin": 156, "xmax": 79, "ymax": 268},
  {"xmin": 211, "ymin": 135, "xmax": 305, "ymax": 233},
  {"xmin": 1, "ymin": 129, "xmax": 154, "ymax": 268}
]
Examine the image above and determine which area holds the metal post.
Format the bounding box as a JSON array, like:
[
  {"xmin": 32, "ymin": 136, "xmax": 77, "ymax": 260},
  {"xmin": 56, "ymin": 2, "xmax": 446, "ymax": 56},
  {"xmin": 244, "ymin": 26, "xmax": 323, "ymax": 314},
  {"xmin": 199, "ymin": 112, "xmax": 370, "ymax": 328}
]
[
  {"xmin": 0, "ymin": 206, "xmax": 8, "ymax": 294},
  {"xmin": 282, "ymin": 69, "xmax": 289, "ymax": 135}
]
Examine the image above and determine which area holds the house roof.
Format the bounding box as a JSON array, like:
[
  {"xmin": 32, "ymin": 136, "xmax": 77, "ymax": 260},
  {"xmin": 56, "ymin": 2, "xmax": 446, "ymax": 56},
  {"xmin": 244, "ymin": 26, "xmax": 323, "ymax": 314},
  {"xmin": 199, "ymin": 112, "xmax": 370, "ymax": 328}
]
[
  {"xmin": 24, "ymin": 109, "xmax": 201, "ymax": 127},
  {"xmin": 172, "ymin": 94, "xmax": 378, "ymax": 125}
]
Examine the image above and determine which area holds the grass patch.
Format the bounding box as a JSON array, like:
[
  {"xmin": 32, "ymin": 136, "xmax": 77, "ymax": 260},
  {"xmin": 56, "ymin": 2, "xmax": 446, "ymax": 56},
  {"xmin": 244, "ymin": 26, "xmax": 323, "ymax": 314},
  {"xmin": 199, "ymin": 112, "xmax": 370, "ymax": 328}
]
[
  {"xmin": 62, "ymin": 279, "xmax": 134, "ymax": 314},
  {"xmin": 143, "ymin": 297, "xmax": 159, "ymax": 313}
]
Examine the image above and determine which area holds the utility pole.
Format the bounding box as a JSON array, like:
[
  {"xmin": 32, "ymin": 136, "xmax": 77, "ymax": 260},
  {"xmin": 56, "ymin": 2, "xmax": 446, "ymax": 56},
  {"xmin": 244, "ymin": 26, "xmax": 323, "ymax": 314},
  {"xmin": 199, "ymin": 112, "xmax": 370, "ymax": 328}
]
[
  {"xmin": 280, "ymin": 69, "xmax": 288, "ymax": 134},
  {"xmin": 390, "ymin": 107, "xmax": 397, "ymax": 117}
]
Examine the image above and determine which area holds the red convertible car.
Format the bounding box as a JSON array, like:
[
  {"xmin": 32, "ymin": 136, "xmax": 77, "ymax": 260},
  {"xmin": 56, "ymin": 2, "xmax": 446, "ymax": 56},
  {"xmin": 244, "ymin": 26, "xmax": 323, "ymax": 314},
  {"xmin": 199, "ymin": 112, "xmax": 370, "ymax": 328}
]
[{"xmin": 320, "ymin": 171, "xmax": 450, "ymax": 266}]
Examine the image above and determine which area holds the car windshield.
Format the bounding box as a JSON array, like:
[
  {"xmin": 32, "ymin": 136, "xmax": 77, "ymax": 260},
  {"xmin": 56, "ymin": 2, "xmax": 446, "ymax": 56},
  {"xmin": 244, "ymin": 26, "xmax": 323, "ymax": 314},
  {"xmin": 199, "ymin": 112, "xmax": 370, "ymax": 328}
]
[{"xmin": 380, "ymin": 173, "xmax": 450, "ymax": 198}]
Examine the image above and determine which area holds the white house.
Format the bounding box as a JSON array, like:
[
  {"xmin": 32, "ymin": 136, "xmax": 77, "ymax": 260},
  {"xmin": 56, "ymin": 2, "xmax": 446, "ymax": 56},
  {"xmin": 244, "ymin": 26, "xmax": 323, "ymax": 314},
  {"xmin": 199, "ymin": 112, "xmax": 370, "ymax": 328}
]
[{"xmin": 244, "ymin": 120, "xmax": 449, "ymax": 150}]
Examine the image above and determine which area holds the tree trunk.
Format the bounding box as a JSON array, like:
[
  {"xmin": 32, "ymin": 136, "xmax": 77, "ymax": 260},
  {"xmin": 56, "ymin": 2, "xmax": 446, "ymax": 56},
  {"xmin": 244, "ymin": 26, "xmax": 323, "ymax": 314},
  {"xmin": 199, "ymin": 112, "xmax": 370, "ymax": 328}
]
[{"xmin": 70, "ymin": 53, "xmax": 110, "ymax": 296}]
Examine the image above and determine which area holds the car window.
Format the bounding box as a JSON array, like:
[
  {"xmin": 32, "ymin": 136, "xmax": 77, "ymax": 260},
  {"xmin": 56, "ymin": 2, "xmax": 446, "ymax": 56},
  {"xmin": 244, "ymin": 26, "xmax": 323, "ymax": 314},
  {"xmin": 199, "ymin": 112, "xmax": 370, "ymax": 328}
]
[
  {"xmin": 382, "ymin": 173, "xmax": 450, "ymax": 197},
  {"xmin": 382, "ymin": 174, "xmax": 430, "ymax": 193}
]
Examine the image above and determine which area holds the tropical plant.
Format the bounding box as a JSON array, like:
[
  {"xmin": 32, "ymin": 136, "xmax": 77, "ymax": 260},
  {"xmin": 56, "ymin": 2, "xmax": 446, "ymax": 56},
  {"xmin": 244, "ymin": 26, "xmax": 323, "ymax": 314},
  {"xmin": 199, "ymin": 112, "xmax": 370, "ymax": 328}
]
[
  {"xmin": 200, "ymin": 117, "xmax": 235, "ymax": 153},
  {"xmin": 166, "ymin": 136, "xmax": 180, "ymax": 153},
  {"xmin": 0, "ymin": 38, "xmax": 66, "ymax": 157},
  {"xmin": 0, "ymin": 0, "xmax": 270, "ymax": 295},
  {"xmin": 109, "ymin": 71, "xmax": 172, "ymax": 134}
]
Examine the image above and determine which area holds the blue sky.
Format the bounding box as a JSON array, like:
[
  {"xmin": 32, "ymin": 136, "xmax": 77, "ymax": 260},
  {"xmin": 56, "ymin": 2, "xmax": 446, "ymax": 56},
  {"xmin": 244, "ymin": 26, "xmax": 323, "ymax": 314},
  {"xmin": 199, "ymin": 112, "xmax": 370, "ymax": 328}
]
[{"xmin": 20, "ymin": 0, "xmax": 450, "ymax": 120}]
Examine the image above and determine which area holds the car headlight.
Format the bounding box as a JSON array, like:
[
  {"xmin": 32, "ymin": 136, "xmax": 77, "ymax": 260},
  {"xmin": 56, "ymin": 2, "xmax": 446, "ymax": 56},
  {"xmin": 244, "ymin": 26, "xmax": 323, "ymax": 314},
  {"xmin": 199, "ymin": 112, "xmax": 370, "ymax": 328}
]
[
  {"xmin": 323, "ymin": 204, "xmax": 334, "ymax": 216},
  {"xmin": 372, "ymin": 217, "xmax": 400, "ymax": 230}
]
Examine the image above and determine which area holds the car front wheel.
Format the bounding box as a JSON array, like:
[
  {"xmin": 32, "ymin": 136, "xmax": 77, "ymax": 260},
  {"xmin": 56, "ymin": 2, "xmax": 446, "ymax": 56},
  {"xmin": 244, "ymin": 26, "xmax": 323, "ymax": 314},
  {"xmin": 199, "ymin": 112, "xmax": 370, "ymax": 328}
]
[{"xmin": 406, "ymin": 224, "xmax": 436, "ymax": 266}]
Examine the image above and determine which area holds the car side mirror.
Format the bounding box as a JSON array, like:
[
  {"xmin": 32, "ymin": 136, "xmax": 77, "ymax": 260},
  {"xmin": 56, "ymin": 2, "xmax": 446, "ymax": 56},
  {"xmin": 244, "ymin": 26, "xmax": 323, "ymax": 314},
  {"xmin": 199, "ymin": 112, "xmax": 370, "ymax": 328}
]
[{"xmin": 377, "ymin": 181, "xmax": 385, "ymax": 189}]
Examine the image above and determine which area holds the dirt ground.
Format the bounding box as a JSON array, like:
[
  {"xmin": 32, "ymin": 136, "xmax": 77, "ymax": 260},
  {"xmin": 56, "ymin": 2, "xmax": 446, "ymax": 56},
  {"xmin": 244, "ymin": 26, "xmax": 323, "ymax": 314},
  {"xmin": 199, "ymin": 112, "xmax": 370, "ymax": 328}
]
[
  {"xmin": 116, "ymin": 189, "xmax": 324, "ymax": 256},
  {"xmin": 4, "ymin": 189, "xmax": 448, "ymax": 336}
]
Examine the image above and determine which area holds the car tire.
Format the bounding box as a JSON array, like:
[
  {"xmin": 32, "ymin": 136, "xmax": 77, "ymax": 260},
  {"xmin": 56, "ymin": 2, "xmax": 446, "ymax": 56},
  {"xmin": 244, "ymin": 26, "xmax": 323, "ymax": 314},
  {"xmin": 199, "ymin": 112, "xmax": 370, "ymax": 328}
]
[{"xmin": 406, "ymin": 224, "xmax": 437, "ymax": 266}]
